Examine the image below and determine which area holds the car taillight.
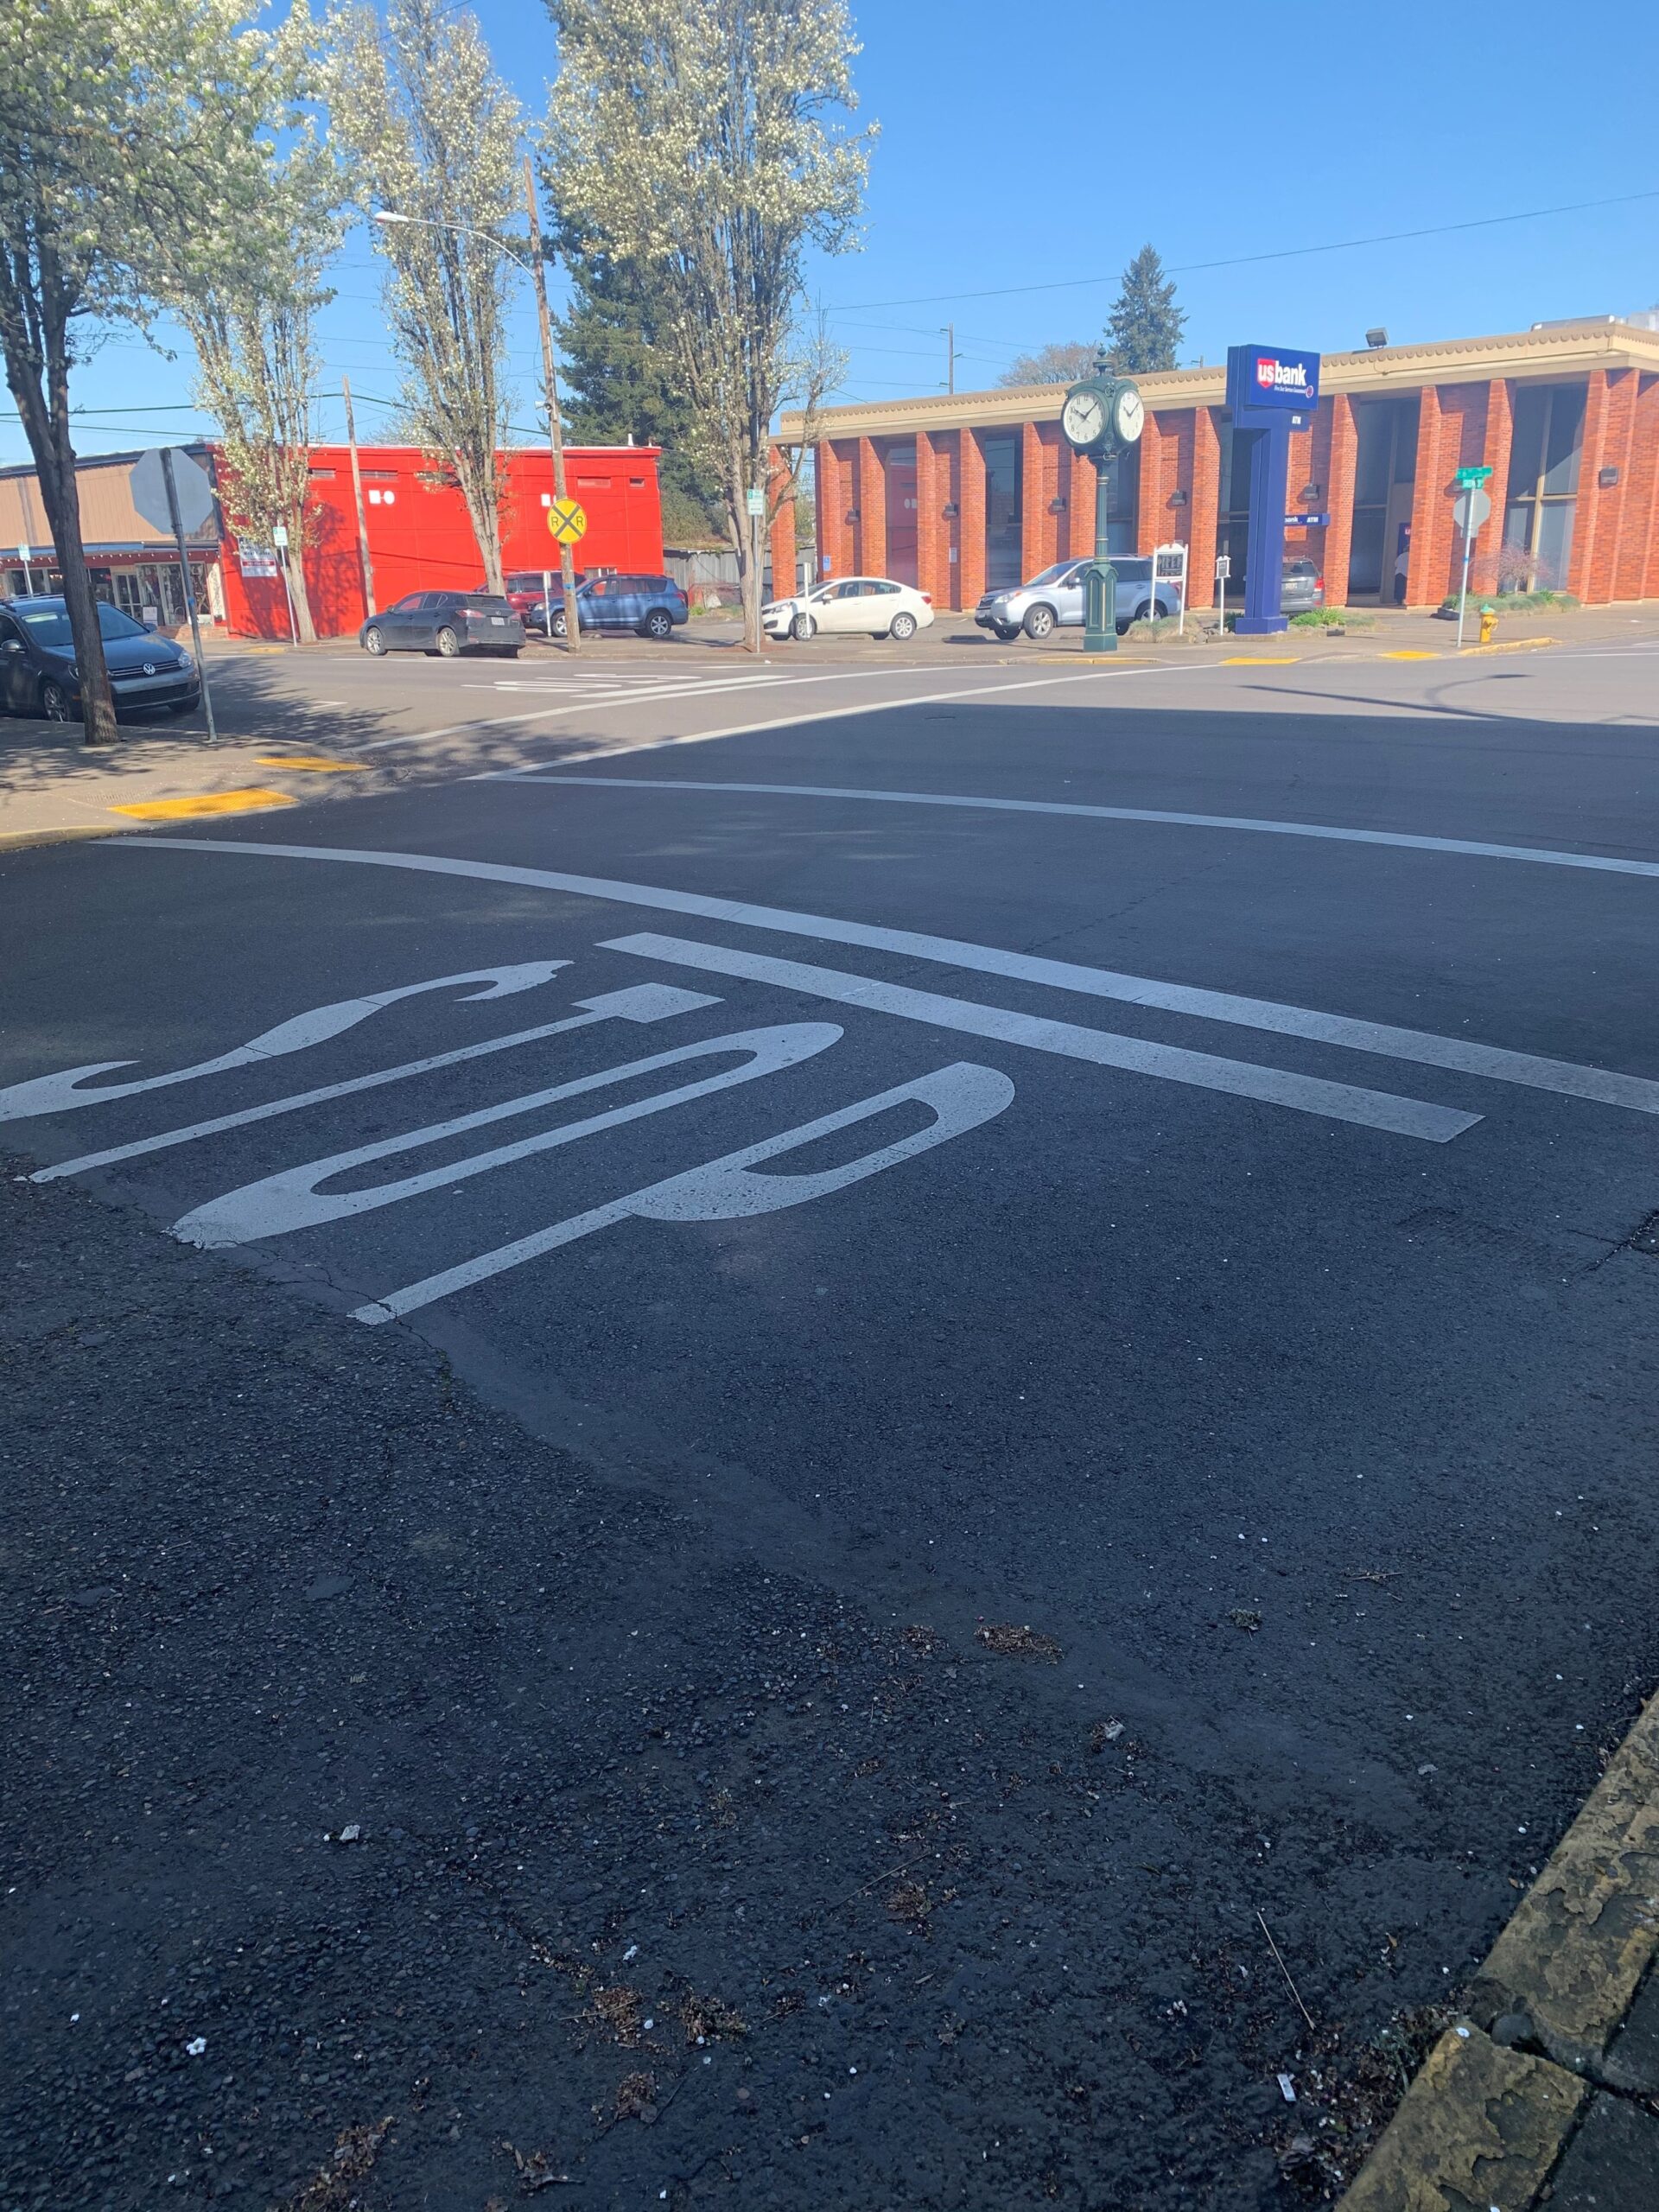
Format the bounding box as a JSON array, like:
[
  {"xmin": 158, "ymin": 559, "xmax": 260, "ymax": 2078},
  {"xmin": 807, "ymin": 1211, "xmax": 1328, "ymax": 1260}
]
[
  {"xmin": 1315, "ymin": 575, "xmax": 1324, "ymax": 591},
  {"xmin": 921, "ymin": 594, "xmax": 932, "ymax": 604}
]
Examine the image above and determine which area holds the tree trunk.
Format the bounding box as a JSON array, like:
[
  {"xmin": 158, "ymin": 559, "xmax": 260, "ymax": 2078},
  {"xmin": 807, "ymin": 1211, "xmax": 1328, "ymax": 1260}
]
[
  {"xmin": 454, "ymin": 459, "xmax": 505, "ymax": 595},
  {"xmin": 5, "ymin": 281, "xmax": 118, "ymax": 743},
  {"xmin": 282, "ymin": 502, "xmax": 318, "ymax": 643}
]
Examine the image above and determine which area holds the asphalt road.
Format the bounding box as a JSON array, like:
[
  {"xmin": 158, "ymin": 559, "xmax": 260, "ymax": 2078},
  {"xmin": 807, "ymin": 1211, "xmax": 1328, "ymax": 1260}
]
[{"xmin": 3, "ymin": 643, "xmax": 1658, "ymax": 2209}]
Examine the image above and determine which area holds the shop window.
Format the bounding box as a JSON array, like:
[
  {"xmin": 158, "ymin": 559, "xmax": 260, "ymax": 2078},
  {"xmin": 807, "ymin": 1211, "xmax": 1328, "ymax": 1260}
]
[
  {"xmin": 980, "ymin": 432, "xmax": 1022, "ymax": 590},
  {"xmin": 884, "ymin": 438, "xmax": 917, "ymax": 586},
  {"xmin": 1503, "ymin": 385, "xmax": 1584, "ymax": 589}
]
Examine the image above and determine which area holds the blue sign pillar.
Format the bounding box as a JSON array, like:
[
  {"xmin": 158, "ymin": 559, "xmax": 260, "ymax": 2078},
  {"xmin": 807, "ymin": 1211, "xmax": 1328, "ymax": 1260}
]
[{"xmin": 1224, "ymin": 344, "xmax": 1321, "ymax": 636}]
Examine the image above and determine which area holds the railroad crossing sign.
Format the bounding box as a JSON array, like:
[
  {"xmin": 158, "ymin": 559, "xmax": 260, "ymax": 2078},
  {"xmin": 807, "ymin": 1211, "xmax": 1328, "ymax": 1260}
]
[{"xmin": 546, "ymin": 497, "xmax": 588, "ymax": 546}]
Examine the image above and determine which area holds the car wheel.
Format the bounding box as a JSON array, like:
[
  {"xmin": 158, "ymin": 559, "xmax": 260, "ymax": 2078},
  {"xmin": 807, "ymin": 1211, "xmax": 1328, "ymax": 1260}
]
[
  {"xmin": 993, "ymin": 623, "xmax": 1020, "ymax": 642},
  {"xmin": 362, "ymin": 625, "xmax": 387, "ymax": 657},
  {"xmin": 1132, "ymin": 601, "xmax": 1154, "ymax": 626},
  {"xmin": 550, "ymin": 608, "xmax": 568, "ymax": 639},
  {"xmin": 790, "ymin": 611, "xmax": 815, "ymax": 641},
  {"xmin": 39, "ymin": 678, "xmax": 73, "ymax": 721},
  {"xmin": 642, "ymin": 608, "xmax": 674, "ymax": 641},
  {"xmin": 166, "ymin": 696, "xmax": 200, "ymax": 716},
  {"xmin": 1022, "ymin": 603, "xmax": 1056, "ymax": 640},
  {"xmin": 888, "ymin": 610, "xmax": 918, "ymax": 641},
  {"xmin": 435, "ymin": 626, "xmax": 461, "ymax": 658}
]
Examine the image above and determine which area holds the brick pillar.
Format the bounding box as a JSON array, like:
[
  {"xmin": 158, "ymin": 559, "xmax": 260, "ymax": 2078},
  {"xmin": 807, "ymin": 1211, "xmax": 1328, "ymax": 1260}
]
[
  {"xmin": 1323, "ymin": 396, "xmax": 1357, "ymax": 608},
  {"xmin": 1614, "ymin": 374, "xmax": 1659, "ymax": 601},
  {"xmin": 766, "ymin": 445, "xmax": 796, "ymax": 596},
  {"xmin": 855, "ymin": 437, "xmax": 886, "ymax": 578},
  {"xmin": 1567, "ymin": 372, "xmax": 1612, "ymax": 603},
  {"xmin": 1472, "ymin": 381, "xmax": 1513, "ymax": 596},
  {"xmin": 1590, "ymin": 372, "xmax": 1638, "ymax": 603},
  {"xmin": 1065, "ymin": 443, "xmax": 1096, "ymax": 561},
  {"xmin": 1020, "ymin": 422, "xmax": 1046, "ymax": 582},
  {"xmin": 958, "ymin": 430, "xmax": 987, "ymax": 607},
  {"xmin": 914, "ymin": 429, "xmax": 942, "ymax": 607},
  {"xmin": 1405, "ymin": 384, "xmax": 1446, "ymax": 607},
  {"xmin": 817, "ymin": 441, "xmax": 849, "ymax": 582},
  {"xmin": 1135, "ymin": 413, "xmax": 1163, "ymax": 556},
  {"xmin": 1186, "ymin": 406, "xmax": 1221, "ymax": 608}
]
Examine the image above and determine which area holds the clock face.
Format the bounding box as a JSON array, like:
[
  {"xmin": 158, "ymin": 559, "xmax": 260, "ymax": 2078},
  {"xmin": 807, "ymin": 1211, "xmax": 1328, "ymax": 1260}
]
[
  {"xmin": 1062, "ymin": 388, "xmax": 1106, "ymax": 450},
  {"xmin": 1115, "ymin": 385, "xmax": 1145, "ymax": 444}
]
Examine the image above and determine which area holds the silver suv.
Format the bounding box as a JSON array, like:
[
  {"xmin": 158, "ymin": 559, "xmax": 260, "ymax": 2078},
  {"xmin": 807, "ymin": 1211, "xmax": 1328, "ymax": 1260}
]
[{"xmin": 975, "ymin": 556, "xmax": 1179, "ymax": 641}]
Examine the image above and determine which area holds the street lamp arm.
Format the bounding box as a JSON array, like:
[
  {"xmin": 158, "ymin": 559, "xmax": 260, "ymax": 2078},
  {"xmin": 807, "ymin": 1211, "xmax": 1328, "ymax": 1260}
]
[{"xmin": 372, "ymin": 208, "xmax": 533, "ymax": 277}]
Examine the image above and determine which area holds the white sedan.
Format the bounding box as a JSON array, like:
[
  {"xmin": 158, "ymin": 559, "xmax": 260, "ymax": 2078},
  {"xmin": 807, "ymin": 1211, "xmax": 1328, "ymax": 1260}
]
[{"xmin": 763, "ymin": 575, "xmax": 936, "ymax": 643}]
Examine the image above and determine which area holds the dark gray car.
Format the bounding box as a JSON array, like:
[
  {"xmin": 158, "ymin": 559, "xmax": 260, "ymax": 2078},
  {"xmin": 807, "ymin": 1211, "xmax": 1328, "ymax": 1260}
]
[
  {"xmin": 0, "ymin": 594, "xmax": 200, "ymax": 720},
  {"xmin": 360, "ymin": 590, "xmax": 524, "ymax": 658}
]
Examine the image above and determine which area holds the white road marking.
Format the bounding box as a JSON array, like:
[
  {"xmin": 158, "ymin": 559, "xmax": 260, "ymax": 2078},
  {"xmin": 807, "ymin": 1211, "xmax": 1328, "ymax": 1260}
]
[
  {"xmin": 531, "ymin": 773, "xmax": 1659, "ymax": 881},
  {"xmin": 601, "ymin": 933, "xmax": 1474, "ymax": 1141},
  {"xmin": 121, "ymin": 839, "xmax": 1659, "ymax": 1117},
  {"xmin": 0, "ymin": 961, "xmax": 566, "ymax": 1124},
  {"xmin": 31, "ymin": 984, "xmax": 720, "ymax": 1182},
  {"xmin": 353, "ymin": 1059, "xmax": 1015, "ymax": 1324},
  {"xmin": 360, "ymin": 662, "xmax": 1166, "ymax": 753},
  {"xmin": 175, "ymin": 1022, "xmax": 842, "ymax": 1249}
]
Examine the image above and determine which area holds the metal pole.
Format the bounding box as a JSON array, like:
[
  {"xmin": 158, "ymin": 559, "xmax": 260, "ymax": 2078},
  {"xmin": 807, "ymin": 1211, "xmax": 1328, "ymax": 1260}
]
[
  {"xmin": 20, "ymin": 546, "xmax": 33, "ymax": 594},
  {"xmin": 159, "ymin": 448, "xmax": 219, "ymax": 746},
  {"xmin": 946, "ymin": 323, "xmax": 955, "ymax": 396},
  {"xmin": 1455, "ymin": 503, "xmax": 1474, "ymax": 650},
  {"xmin": 276, "ymin": 541, "xmax": 299, "ymax": 644},
  {"xmin": 341, "ymin": 373, "xmax": 376, "ymax": 619},
  {"xmin": 524, "ymin": 154, "xmax": 580, "ymax": 656}
]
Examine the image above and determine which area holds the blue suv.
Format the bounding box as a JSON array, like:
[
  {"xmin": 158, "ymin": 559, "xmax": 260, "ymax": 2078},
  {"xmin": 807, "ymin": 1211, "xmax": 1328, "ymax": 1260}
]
[{"xmin": 550, "ymin": 572, "xmax": 689, "ymax": 641}]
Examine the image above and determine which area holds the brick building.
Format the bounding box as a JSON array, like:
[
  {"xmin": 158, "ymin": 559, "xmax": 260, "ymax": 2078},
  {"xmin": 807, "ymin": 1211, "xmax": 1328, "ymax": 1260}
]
[{"xmin": 772, "ymin": 320, "xmax": 1659, "ymax": 613}]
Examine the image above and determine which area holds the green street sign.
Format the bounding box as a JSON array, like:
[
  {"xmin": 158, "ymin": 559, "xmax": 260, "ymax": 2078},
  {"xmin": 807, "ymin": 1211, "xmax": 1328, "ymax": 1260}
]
[{"xmin": 1453, "ymin": 465, "xmax": 1492, "ymax": 486}]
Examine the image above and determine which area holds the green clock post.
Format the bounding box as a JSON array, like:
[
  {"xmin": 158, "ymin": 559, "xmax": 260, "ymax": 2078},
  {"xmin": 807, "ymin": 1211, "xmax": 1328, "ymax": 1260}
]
[{"xmin": 1060, "ymin": 362, "xmax": 1146, "ymax": 652}]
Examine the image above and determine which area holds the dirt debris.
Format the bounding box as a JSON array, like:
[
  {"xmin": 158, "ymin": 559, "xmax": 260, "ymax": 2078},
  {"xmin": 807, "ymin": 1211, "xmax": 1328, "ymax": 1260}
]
[
  {"xmin": 273, "ymin": 2117, "xmax": 393, "ymax": 2212},
  {"xmin": 975, "ymin": 1622, "xmax": 1062, "ymax": 1662},
  {"xmin": 588, "ymin": 1984, "xmax": 645, "ymax": 2047},
  {"xmin": 613, "ymin": 2071, "xmax": 658, "ymax": 2124}
]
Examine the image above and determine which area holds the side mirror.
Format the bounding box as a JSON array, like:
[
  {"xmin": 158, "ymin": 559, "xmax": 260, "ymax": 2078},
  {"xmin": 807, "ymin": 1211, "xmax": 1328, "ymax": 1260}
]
[{"xmin": 1, "ymin": 639, "xmax": 20, "ymax": 653}]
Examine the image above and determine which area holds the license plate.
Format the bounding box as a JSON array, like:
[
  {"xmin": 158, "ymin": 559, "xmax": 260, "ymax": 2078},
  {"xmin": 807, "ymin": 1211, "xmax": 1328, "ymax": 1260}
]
[{"xmin": 491, "ymin": 616, "xmax": 505, "ymax": 626}]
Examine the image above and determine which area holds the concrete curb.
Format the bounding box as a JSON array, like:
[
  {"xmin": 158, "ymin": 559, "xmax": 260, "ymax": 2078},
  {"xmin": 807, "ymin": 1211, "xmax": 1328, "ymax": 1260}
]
[{"xmin": 1338, "ymin": 1682, "xmax": 1659, "ymax": 2209}]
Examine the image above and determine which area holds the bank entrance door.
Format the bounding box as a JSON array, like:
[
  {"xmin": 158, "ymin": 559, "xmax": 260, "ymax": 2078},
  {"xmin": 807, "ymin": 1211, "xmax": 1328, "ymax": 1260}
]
[
  {"xmin": 884, "ymin": 440, "xmax": 918, "ymax": 587},
  {"xmin": 1346, "ymin": 399, "xmax": 1418, "ymax": 601}
]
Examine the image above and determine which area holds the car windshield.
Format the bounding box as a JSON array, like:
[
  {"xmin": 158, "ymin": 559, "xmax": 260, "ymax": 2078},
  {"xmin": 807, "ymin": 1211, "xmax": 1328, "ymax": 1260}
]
[{"xmin": 15, "ymin": 601, "xmax": 148, "ymax": 648}]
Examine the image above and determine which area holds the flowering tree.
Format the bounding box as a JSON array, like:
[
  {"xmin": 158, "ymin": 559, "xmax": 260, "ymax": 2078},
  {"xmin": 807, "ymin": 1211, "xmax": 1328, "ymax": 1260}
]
[
  {"xmin": 544, "ymin": 0, "xmax": 872, "ymax": 650},
  {"xmin": 0, "ymin": 0, "xmax": 289, "ymax": 741},
  {"xmin": 327, "ymin": 0, "xmax": 519, "ymax": 595}
]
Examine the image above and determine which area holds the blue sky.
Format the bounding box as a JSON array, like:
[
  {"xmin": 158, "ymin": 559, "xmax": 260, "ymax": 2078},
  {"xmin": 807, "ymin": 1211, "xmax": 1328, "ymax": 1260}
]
[{"xmin": 6, "ymin": 0, "xmax": 1656, "ymax": 470}]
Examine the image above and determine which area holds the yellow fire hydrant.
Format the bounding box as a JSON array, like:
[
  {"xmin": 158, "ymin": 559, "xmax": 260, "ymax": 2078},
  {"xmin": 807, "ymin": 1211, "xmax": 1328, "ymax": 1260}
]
[{"xmin": 1478, "ymin": 603, "xmax": 1498, "ymax": 645}]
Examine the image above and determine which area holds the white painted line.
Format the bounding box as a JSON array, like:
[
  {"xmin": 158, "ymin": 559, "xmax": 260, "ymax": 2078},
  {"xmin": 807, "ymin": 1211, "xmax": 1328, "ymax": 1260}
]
[
  {"xmin": 600, "ymin": 934, "xmax": 1476, "ymax": 1141},
  {"xmin": 120, "ymin": 836, "xmax": 1659, "ymax": 1117},
  {"xmin": 530, "ymin": 773, "xmax": 1659, "ymax": 881},
  {"xmin": 30, "ymin": 984, "xmax": 720, "ymax": 1181},
  {"xmin": 358, "ymin": 661, "xmax": 1165, "ymax": 753}
]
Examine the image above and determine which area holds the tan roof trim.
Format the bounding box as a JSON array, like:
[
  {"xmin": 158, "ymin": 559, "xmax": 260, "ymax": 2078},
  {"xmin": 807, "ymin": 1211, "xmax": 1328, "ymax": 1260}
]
[{"xmin": 779, "ymin": 321, "xmax": 1659, "ymax": 442}]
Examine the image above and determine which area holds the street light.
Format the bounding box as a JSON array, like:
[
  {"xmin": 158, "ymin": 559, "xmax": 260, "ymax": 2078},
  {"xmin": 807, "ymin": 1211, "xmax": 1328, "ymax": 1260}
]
[{"xmin": 371, "ymin": 193, "xmax": 581, "ymax": 653}]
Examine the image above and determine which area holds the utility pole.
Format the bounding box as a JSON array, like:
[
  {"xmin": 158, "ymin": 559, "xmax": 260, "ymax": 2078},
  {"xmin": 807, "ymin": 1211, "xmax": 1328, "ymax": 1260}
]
[
  {"xmin": 944, "ymin": 322, "xmax": 956, "ymax": 396},
  {"xmin": 340, "ymin": 373, "xmax": 376, "ymax": 619},
  {"xmin": 523, "ymin": 153, "xmax": 580, "ymax": 656}
]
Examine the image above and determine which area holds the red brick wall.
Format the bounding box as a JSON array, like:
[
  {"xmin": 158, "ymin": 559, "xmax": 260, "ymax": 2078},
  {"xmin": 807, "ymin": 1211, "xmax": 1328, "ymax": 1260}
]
[
  {"xmin": 766, "ymin": 445, "xmax": 795, "ymax": 595},
  {"xmin": 959, "ymin": 431, "xmax": 987, "ymax": 607},
  {"xmin": 1586, "ymin": 371, "xmax": 1638, "ymax": 602},
  {"xmin": 1021, "ymin": 422, "xmax": 1053, "ymax": 580},
  {"xmin": 816, "ymin": 441, "xmax": 851, "ymax": 582},
  {"xmin": 1187, "ymin": 406, "xmax": 1222, "ymax": 608},
  {"xmin": 1322, "ymin": 396, "xmax": 1357, "ymax": 607},
  {"xmin": 1471, "ymin": 381, "xmax": 1513, "ymax": 597},
  {"xmin": 915, "ymin": 429, "xmax": 942, "ymax": 607},
  {"xmin": 1419, "ymin": 383, "xmax": 1491, "ymax": 604},
  {"xmin": 1614, "ymin": 375, "xmax": 1659, "ymax": 601},
  {"xmin": 1404, "ymin": 384, "xmax": 1446, "ymax": 607},
  {"xmin": 1135, "ymin": 413, "xmax": 1164, "ymax": 556},
  {"xmin": 1567, "ymin": 371, "xmax": 1613, "ymax": 602},
  {"xmin": 855, "ymin": 436, "xmax": 886, "ymax": 579},
  {"xmin": 1065, "ymin": 443, "xmax": 1096, "ymax": 561}
]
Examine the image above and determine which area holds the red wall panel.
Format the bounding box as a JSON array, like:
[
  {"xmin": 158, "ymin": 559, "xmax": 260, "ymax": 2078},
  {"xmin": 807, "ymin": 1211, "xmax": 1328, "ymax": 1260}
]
[{"xmin": 219, "ymin": 443, "xmax": 664, "ymax": 640}]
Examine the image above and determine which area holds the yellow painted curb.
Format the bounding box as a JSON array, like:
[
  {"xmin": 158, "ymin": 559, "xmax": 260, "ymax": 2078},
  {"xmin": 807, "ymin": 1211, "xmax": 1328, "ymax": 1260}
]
[
  {"xmin": 1338, "ymin": 2025, "xmax": 1586, "ymax": 2210},
  {"xmin": 1382, "ymin": 650, "xmax": 1440, "ymax": 660},
  {"xmin": 1459, "ymin": 637, "xmax": 1561, "ymax": 656},
  {"xmin": 1220, "ymin": 653, "xmax": 1300, "ymax": 664},
  {"xmin": 109, "ymin": 788, "xmax": 297, "ymax": 821},
  {"xmin": 256, "ymin": 756, "xmax": 366, "ymax": 772}
]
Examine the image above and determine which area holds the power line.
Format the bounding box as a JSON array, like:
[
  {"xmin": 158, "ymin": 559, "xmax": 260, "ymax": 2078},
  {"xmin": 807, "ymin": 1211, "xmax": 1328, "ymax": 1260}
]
[{"xmin": 823, "ymin": 186, "xmax": 1659, "ymax": 314}]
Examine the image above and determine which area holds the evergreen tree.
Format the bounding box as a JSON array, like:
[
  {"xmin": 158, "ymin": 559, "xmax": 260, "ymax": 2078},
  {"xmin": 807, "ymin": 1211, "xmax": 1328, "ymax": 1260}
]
[
  {"xmin": 1103, "ymin": 245, "xmax": 1185, "ymax": 375},
  {"xmin": 546, "ymin": 214, "xmax": 724, "ymax": 543}
]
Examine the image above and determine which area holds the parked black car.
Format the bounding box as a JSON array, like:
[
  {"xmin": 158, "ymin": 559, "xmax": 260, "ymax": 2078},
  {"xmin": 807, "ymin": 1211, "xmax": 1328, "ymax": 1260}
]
[
  {"xmin": 359, "ymin": 590, "xmax": 524, "ymax": 658},
  {"xmin": 0, "ymin": 595, "xmax": 200, "ymax": 721},
  {"xmin": 547, "ymin": 573, "xmax": 690, "ymax": 640}
]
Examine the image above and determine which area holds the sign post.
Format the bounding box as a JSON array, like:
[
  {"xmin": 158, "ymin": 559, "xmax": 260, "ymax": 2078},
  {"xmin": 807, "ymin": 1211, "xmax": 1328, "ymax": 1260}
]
[
  {"xmin": 130, "ymin": 447, "xmax": 219, "ymax": 745},
  {"xmin": 1451, "ymin": 465, "xmax": 1493, "ymax": 650},
  {"xmin": 1224, "ymin": 345, "xmax": 1321, "ymax": 635},
  {"xmin": 271, "ymin": 521, "xmax": 298, "ymax": 645},
  {"xmin": 17, "ymin": 544, "xmax": 34, "ymax": 594},
  {"xmin": 1154, "ymin": 542, "xmax": 1188, "ymax": 635},
  {"xmin": 524, "ymin": 156, "xmax": 582, "ymax": 657},
  {"xmin": 1215, "ymin": 551, "xmax": 1230, "ymax": 636}
]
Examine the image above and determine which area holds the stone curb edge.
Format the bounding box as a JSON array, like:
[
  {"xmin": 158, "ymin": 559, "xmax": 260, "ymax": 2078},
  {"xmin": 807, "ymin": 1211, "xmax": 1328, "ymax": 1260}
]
[{"xmin": 1338, "ymin": 1680, "xmax": 1659, "ymax": 2208}]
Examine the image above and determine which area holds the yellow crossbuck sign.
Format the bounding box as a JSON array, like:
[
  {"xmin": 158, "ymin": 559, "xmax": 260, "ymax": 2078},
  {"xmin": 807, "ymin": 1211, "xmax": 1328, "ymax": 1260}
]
[{"xmin": 546, "ymin": 497, "xmax": 587, "ymax": 545}]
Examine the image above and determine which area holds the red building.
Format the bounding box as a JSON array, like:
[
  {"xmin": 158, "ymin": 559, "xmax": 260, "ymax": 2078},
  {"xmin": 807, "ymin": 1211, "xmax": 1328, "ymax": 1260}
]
[
  {"xmin": 219, "ymin": 443, "xmax": 664, "ymax": 639},
  {"xmin": 0, "ymin": 442, "xmax": 664, "ymax": 642}
]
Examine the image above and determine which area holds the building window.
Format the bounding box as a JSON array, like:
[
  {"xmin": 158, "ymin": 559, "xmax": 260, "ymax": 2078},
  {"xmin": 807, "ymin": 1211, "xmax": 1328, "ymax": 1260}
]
[
  {"xmin": 1344, "ymin": 397, "xmax": 1419, "ymax": 601},
  {"xmin": 1099, "ymin": 448, "xmax": 1138, "ymax": 557},
  {"xmin": 980, "ymin": 431, "xmax": 1022, "ymax": 590},
  {"xmin": 884, "ymin": 438, "xmax": 917, "ymax": 586},
  {"xmin": 1503, "ymin": 385, "xmax": 1584, "ymax": 591},
  {"xmin": 308, "ymin": 466, "xmax": 336, "ymax": 480}
]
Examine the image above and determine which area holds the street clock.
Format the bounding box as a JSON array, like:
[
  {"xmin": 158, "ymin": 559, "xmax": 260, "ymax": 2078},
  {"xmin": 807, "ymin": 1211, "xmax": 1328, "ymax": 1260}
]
[{"xmin": 1061, "ymin": 374, "xmax": 1144, "ymax": 459}]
